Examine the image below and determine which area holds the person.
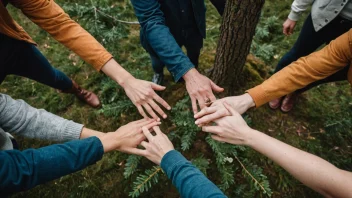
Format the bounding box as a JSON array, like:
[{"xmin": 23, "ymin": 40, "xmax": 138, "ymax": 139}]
[
  {"xmin": 0, "ymin": 0, "xmax": 171, "ymax": 120},
  {"xmin": 130, "ymin": 0, "xmax": 225, "ymax": 114},
  {"xmin": 139, "ymin": 126, "xmax": 227, "ymax": 198},
  {"xmin": 270, "ymin": 0, "xmax": 352, "ymax": 112},
  {"xmin": 199, "ymin": 102, "xmax": 352, "ymax": 197},
  {"xmin": 0, "ymin": 92, "xmax": 160, "ymax": 195},
  {"xmin": 194, "ymin": 29, "xmax": 352, "ymax": 126}
]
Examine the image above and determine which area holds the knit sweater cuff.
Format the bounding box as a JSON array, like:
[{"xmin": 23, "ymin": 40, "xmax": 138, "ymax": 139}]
[
  {"xmin": 246, "ymin": 85, "xmax": 269, "ymax": 108},
  {"xmin": 288, "ymin": 10, "xmax": 300, "ymax": 21},
  {"xmin": 61, "ymin": 121, "xmax": 84, "ymax": 141}
]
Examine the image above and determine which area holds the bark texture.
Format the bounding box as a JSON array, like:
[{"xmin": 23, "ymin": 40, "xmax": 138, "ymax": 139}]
[{"xmin": 211, "ymin": 0, "xmax": 265, "ymax": 95}]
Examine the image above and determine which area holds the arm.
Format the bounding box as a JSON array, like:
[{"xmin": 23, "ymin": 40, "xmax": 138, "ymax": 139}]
[
  {"xmin": 248, "ymin": 130, "xmax": 352, "ymax": 198},
  {"xmin": 140, "ymin": 126, "xmax": 226, "ymax": 198},
  {"xmin": 130, "ymin": 0, "xmax": 194, "ymax": 82},
  {"xmin": 202, "ymin": 103, "xmax": 352, "ymax": 198},
  {"xmin": 0, "ymin": 93, "xmax": 83, "ymax": 141},
  {"xmin": 0, "ymin": 119, "xmax": 160, "ymax": 194},
  {"xmin": 0, "ymin": 137, "xmax": 104, "ymax": 194},
  {"xmin": 161, "ymin": 150, "xmax": 227, "ymax": 198},
  {"xmin": 8, "ymin": 0, "xmax": 171, "ymax": 120},
  {"xmin": 247, "ymin": 30, "xmax": 352, "ymax": 107}
]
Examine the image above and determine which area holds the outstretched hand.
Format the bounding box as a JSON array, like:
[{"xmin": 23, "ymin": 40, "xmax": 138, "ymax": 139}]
[
  {"xmin": 201, "ymin": 102, "xmax": 254, "ymax": 145},
  {"xmin": 122, "ymin": 77, "xmax": 171, "ymax": 121},
  {"xmin": 139, "ymin": 126, "xmax": 174, "ymax": 165},
  {"xmin": 183, "ymin": 69, "xmax": 224, "ymax": 114},
  {"xmin": 194, "ymin": 93, "xmax": 255, "ymax": 127},
  {"xmin": 283, "ymin": 18, "xmax": 297, "ymax": 36}
]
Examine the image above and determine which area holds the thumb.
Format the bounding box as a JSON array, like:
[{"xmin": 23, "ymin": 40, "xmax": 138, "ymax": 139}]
[
  {"xmin": 210, "ymin": 80, "xmax": 224, "ymax": 93},
  {"xmin": 151, "ymin": 82, "xmax": 166, "ymax": 91},
  {"xmin": 223, "ymin": 101, "xmax": 238, "ymax": 116}
]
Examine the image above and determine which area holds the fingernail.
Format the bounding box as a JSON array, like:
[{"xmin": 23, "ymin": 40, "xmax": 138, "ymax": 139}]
[
  {"xmin": 167, "ymin": 107, "xmax": 171, "ymax": 110},
  {"xmin": 163, "ymin": 115, "xmax": 167, "ymax": 119},
  {"xmin": 195, "ymin": 120, "xmax": 199, "ymax": 125}
]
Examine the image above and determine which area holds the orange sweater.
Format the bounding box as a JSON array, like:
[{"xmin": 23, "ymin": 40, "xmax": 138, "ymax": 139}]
[
  {"xmin": 247, "ymin": 29, "xmax": 352, "ymax": 107},
  {"xmin": 0, "ymin": 0, "xmax": 112, "ymax": 71}
]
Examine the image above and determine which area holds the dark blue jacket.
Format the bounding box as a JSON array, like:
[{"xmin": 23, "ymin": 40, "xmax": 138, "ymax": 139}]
[{"xmin": 131, "ymin": 0, "xmax": 225, "ymax": 81}]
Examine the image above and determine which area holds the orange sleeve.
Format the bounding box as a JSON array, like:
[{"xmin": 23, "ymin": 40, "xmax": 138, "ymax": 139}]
[
  {"xmin": 247, "ymin": 30, "xmax": 352, "ymax": 107},
  {"xmin": 9, "ymin": 0, "xmax": 112, "ymax": 71}
]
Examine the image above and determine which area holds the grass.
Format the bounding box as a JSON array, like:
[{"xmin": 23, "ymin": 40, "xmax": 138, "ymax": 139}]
[{"xmin": 2, "ymin": 0, "xmax": 351, "ymax": 197}]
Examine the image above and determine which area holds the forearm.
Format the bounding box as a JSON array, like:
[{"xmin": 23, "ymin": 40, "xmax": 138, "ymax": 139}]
[
  {"xmin": 0, "ymin": 137, "xmax": 104, "ymax": 194},
  {"xmin": 161, "ymin": 150, "xmax": 226, "ymax": 198},
  {"xmin": 247, "ymin": 130, "xmax": 352, "ymax": 197},
  {"xmin": 11, "ymin": 0, "xmax": 112, "ymax": 70},
  {"xmin": 0, "ymin": 94, "xmax": 82, "ymax": 141},
  {"xmin": 131, "ymin": 0, "xmax": 194, "ymax": 81},
  {"xmin": 247, "ymin": 31, "xmax": 352, "ymax": 107}
]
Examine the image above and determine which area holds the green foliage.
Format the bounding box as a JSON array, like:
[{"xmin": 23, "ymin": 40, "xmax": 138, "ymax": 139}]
[
  {"xmin": 129, "ymin": 166, "xmax": 163, "ymax": 198},
  {"xmin": 124, "ymin": 155, "xmax": 142, "ymax": 179}
]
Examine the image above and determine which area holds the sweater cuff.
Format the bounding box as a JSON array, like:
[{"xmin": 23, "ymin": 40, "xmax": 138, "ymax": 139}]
[
  {"xmin": 246, "ymin": 85, "xmax": 269, "ymax": 108},
  {"xmin": 61, "ymin": 121, "xmax": 84, "ymax": 141},
  {"xmin": 288, "ymin": 10, "xmax": 300, "ymax": 21},
  {"xmin": 161, "ymin": 150, "xmax": 187, "ymax": 175},
  {"xmin": 87, "ymin": 136, "xmax": 105, "ymax": 162}
]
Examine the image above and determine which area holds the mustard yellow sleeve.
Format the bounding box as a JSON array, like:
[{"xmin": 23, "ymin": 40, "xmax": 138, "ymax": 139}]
[
  {"xmin": 9, "ymin": 0, "xmax": 112, "ymax": 71},
  {"xmin": 247, "ymin": 30, "xmax": 352, "ymax": 107}
]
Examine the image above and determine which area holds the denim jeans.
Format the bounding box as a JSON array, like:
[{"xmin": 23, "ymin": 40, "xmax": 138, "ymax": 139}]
[
  {"xmin": 149, "ymin": 28, "xmax": 203, "ymax": 74},
  {"xmin": 0, "ymin": 33, "xmax": 72, "ymax": 91},
  {"xmin": 275, "ymin": 14, "xmax": 352, "ymax": 94}
]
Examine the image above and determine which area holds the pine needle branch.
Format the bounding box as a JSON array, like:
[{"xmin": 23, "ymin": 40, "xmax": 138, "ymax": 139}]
[{"xmin": 234, "ymin": 155, "xmax": 267, "ymax": 194}]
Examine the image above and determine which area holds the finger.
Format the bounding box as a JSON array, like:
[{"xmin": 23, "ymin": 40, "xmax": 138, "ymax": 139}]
[
  {"xmin": 152, "ymin": 126, "xmax": 162, "ymax": 135},
  {"xmin": 142, "ymin": 127, "xmax": 154, "ymax": 141},
  {"xmin": 197, "ymin": 94, "xmax": 206, "ymax": 111},
  {"xmin": 194, "ymin": 106, "xmax": 217, "ymax": 119},
  {"xmin": 137, "ymin": 105, "xmax": 150, "ymax": 119},
  {"xmin": 195, "ymin": 111, "xmax": 226, "ymax": 125},
  {"xmin": 211, "ymin": 135, "xmax": 227, "ymax": 143},
  {"xmin": 150, "ymin": 83, "xmax": 166, "ymax": 91},
  {"xmin": 148, "ymin": 99, "xmax": 167, "ymax": 119},
  {"xmin": 140, "ymin": 141, "xmax": 149, "ymax": 148},
  {"xmin": 135, "ymin": 133, "xmax": 146, "ymax": 143},
  {"xmin": 153, "ymin": 94, "xmax": 171, "ymax": 110},
  {"xmin": 135, "ymin": 118, "xmax": 155, "ymax": 126},
  {"xmin": 202, "ymin": 126, "xmax": 222, "ymax": 135},
  {"xmin": 290, "ymin": 26, "xmax": 294, "ymax": 35},
  {"xmin": 127, "ymin": 148, "xmax": 148, "ymax": 156},
  {"xmin": 143, "ymin": 103, "xmax": 160, "ymax": 121},
  {"xmin": 210, "ymin": 80, "xmax": 224, "ymax": 93},
  {"xmin": 283, "ymin": 26, "xmax": 288, "ymax": 36},
  {"xmin": 191, "ymin": 95, "xmax": 198, "ymax": 114},
  {"xmin": 143, "ymin": 121, "xmax": 161, "ymax": 131}
]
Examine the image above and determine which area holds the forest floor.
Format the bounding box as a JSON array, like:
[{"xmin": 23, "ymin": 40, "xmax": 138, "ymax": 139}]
[{"xmin": 3, "ymin": 0, "xmax": 351, "ymax": 198}]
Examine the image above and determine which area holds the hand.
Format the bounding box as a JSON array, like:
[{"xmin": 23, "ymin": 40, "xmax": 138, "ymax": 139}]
[
  {"xmin": 201, "ymin": 102, "xmax": 254, "ymax": 145},
  {"xmin": 194, "ymin": 93, "xmax": 255, "ymax": 127},
  {"xmin": 183, "ymin": 69, "xmax": 224, "ymax": 114},
  {"xmin": 283, "ymin": 18, "xmax": 297, "ymax": 36},
  {"xmin": 99, "ymin": 119, "xmax": 161, "ymax": 153},
  {"xmin": 122, "ymin": 77, "xmax": 171, "ymax": 121},
  {"xmin": 139, "ymin": 126, "xmax": 174, "ymax": 165}
]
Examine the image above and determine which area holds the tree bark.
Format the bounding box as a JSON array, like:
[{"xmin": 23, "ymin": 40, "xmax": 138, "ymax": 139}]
[{"xmin": 211, "ymin": 0, "xmax": 265, "ymax": 96}]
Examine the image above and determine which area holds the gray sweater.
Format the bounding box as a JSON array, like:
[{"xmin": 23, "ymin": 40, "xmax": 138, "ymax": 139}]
[
  {"xmin": 0, "ymin": 93, "xmax": 83, "ymax": 150},
  {"xmin": 289, "ymin": 0, "xmax": 352, "ymax": 31}
]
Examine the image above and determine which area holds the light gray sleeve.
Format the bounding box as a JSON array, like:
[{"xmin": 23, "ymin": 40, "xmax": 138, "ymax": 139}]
[
  {"xmin": 0, "ymin": 93, "xmax": 83, "ymax": 142},
  {"xmin": 288, "ymin": 0, "xmax": 315, "ymax": 21}
]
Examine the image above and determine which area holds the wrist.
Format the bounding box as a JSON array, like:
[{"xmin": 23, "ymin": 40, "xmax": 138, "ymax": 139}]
[
  {"xmin": 101, "ymin": 58, "xmax": 134, "ymax": 87},
  {"xmin": 98, "ymin": 132, "xmax": 120, "ymax": 153},
  {"xmin": 182, "ymin": 68, "xmax": 199, "ymax": 81},
  {"xmin": 243, "ymin": 93, "xmax": 256, "ymax": 109},
  {"xmin": 244, "ymin": 128, "xmax": 261, "ymax": 147}
]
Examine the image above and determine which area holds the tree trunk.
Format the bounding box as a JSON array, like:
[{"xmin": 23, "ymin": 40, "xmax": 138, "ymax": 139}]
[{"xmin": 210, "ymin": 0, "xmax": 265, "ymax": 96}]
